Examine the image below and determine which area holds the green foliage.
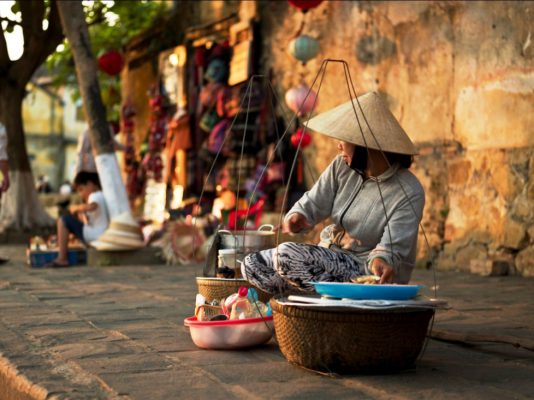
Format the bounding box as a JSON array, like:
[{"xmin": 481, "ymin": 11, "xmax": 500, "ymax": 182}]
[{"xmin": 45, "ymin": 0, "xmax": 167, "ymax": 121}]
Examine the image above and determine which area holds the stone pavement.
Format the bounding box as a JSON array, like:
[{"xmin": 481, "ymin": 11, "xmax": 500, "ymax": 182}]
[{"xmin": 0, "ymin": 245, "xmax": 533, "ymax": 400}]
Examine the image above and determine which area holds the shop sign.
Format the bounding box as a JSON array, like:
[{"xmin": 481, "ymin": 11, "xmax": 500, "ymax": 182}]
[{"xmin": 228, "ymin": 21, "xmax": 253, "ymax": 87}]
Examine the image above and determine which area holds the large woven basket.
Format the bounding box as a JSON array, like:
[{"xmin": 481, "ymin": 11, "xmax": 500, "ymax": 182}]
[
  {"xmin": 270, "ymin": 299, "xmax": 433, "ymax": 374},
  {"xmin": 196, "ymin": 277, "xmax": 274, "ymax": 304}
]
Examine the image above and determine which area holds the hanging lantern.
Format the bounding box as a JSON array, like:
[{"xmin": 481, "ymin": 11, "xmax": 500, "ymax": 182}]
[
  {"xmin": 285, "ymin": 82, "xmax": 319, "ymax": 116},
  {"xmin": 98, "ymin": 50, "xmax": 124, "ymax": 76},
  {"xmin": 291, "ymin": 128, "xmax": 312, "ymax": 149},
  {"xmin": 287, "ymin": 1, "xmax": 323, "ymax": 13},
  {"xmin": 288, "ymin": 35, "xmax": 320, "ymax": 65}
]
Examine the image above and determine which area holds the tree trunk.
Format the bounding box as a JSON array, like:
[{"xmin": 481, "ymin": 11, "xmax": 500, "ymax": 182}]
[
  {"xmin": 57, "ymin": 1, "xmax": 130, "ymax": 219},
  {"xmin": 0, "ymin": 80, "xmax": 55, "ymax": 231}
]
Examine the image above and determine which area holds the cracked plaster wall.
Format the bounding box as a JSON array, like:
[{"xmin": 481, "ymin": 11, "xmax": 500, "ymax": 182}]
[{"xmin": 257, "ymin": 1, "xmax": 534, "ymax": 276}]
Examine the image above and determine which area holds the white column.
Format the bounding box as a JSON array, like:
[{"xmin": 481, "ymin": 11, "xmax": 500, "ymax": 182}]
[{"xmin": 95, "ymin": 153, "xmax": 130, "ymax": 218}]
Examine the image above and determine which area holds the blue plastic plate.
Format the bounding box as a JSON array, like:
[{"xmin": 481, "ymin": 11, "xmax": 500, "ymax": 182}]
[{"xmin": 312, "ymin": 282, "xmax": 424, "ymax": 300}]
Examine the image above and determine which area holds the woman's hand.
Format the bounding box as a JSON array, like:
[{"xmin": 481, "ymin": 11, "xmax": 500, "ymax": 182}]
[
  {"xmin": 372, "ymin": 257, "xmax": 395, "ymax": 284},
  {"xmin": 274, "ymin": 213, "xmax": 312, "ymax": 234},
  {"xmin": 69, "ymin": 204, "xmax": 81, "ymax": 214}
]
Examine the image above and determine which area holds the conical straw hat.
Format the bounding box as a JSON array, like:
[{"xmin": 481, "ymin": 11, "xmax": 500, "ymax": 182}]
[
  {"xmin": 91, "ymin": 212, "xmax": 145, "ymax": 251},
  {"xmin": 305, "ymin": 92, "xmax": 418, "ymax": 155}
]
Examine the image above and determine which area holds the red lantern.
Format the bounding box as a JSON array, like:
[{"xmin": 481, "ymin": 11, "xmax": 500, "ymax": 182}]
[
  {"xmin": 291, "ymin": 128, "xmax": 312, "ymax": 149},
  {"xmin": 98, "ymin": 50, "xmax": 124, "ymax": 76},
  {"xmin": 110, "ymin": 121, "xmax": 120, "ymax": 135},
  {"xmin": 287, "ymin": 1, "xmax": 323, "ymax": 12}
]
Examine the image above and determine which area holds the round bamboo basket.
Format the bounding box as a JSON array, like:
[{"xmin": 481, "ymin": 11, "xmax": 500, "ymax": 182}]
[
  {"xmin": 270, "ymin": 299, "xmax": 433, "ymax": 374},
  {"xmin": 196, "ymin": 277, "xmax": 274, "ymax": 304}
]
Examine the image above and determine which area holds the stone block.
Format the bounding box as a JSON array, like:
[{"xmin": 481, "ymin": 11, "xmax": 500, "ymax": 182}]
[
  {"xmin": 527, "ymin": 225, "xmax": 534, "ymax": 243},
  {"xmin": 472, "ymin": 230, "xmax": 493, "ymax": 244},
  {"xmin": 513, "ymin": 201, "xmax": 532, "ymax": 220},
  {"xmin": 527, "ymin": 153, "xmax": 534, "ymax": 201},
  {"xmin": 469, "ymin": 258, "xmax": 509, "ymax": 276},
  {"xmin": 455, "ymin": 244, "xmax": 487, "ymax": 270},
  {"xmin": 514, "ymin": 245, "xmax": 534, "ymax": 277},
  {"xmin": 490, "ymin": 165, "xmax": 523, "ymax": 203},
  {"xmin": 500, "ymin": 218, "xmax": 527, "ymax": 250},
  {"xmin": 436, "ymin": 254, "xmax": 456, "ymax": 271},
  {"xmin": 87, "ymin": 246, "xmax": 163, "ymax": 267},
  {"xmin": 448, "ymin": 159, "xmax": 471, "ymax": 186},
  {"xmin": 442, "ymin": 233, "xmax": 473, "ymax": 256}
]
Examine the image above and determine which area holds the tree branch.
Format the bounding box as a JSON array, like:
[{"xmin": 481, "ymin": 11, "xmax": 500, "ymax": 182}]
[
  {"xmin": 8, "ymin": 0, "xmax": 64, "ymax": 88},
  {"xmin": 0, "ymin": 25, "xmax": 10, "ymax": 70},
  {"xmin": 33, "ymin": 0, "xmax": 46, "ymax": 34},
  {"xmin": 87, "ymin": 14, "xmax": 106, "ymax": 27},
  {"xmin": 19, "ymin": 0, "xmax": 35, "ymax": 44},
  {"xmin": 0, "ymin": 17, "xmax": 24, "ymax": 27}
]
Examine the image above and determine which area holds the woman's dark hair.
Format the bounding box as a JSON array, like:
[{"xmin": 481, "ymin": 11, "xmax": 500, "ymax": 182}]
[
  {"xmin": 73, "ymin": 172, "xmax": 101, "ymax": 189},
  {"xmin": 386, "ymin": 152, "xmax": 414, "ymax": 169},
  {"xmin": 351, "ymin": 146, "xmax": 414, "ymax": 170}
]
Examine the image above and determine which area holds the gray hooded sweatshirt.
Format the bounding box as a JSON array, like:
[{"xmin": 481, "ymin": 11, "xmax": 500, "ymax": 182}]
[{"xmin": 285, "ymin": 155, "xmax": 425, "ymax": 284}]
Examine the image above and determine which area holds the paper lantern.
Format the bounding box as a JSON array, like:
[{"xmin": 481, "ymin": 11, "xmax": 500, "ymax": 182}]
[
  {"xmin": 285, "ymin": 82, "xmax": 319, "ymax": 116},
  {"xmin": 98, "ymin": 50, "xmax": 124, "ymax": 76},
  {"xmin": 287, "ymin": 1, "xmax": 323, "ymax": 12},
  {"xmin": 288, "ymin": 35, "xmax": 320, "ymax": 65},
  {"xmin": 291, "ymin": 128, "xmax": 312, "ymax": 149}
]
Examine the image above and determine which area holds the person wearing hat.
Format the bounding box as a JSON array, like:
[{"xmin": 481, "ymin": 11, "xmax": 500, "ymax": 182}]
[{"xmin": 241, "ymin": 92, "xmax": 425, "ymax": 293}]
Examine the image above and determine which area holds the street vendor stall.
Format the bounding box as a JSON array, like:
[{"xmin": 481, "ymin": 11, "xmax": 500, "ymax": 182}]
[{"xmin": 184, "ymin": 60, "xmax": 449, "ymax": 375}]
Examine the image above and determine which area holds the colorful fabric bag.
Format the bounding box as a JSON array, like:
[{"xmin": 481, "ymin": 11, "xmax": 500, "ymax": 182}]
[
  {"xmin": 199, "ymin": 108, "xmax": 222, "ymax": 133},
  {"xmin": 208, "ymin": 119, "xmax": 230, "ymax": 154}
]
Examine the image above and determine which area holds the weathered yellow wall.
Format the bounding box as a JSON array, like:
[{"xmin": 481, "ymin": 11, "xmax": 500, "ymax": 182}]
[
  {"xmin": 122, "ymin": 1, "xmax": 534, "ymax": 276},
  {"xmin": 22, "ymin": 83, "xmax": 65, "ymax": 190},
  {"xmin": 62, "ymin": 87, "xmax": 88, "ymax": 140},
  {"xmin": 257, "ymin": 1, "xmax": 534, "ymax": 276},
  {"xmin": 22, "ymin": 83, "xmax": 63, "ymax": 136}
]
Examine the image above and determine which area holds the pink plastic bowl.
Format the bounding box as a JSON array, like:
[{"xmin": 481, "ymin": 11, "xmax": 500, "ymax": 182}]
[{"xmin": 184, "ymin": 316, "xmax": 274, "ymax": 350}]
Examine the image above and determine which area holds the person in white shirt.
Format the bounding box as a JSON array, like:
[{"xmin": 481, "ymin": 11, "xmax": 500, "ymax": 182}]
[
  {"xmin": 0, "ymin": 122, "xmax": 9, "ymax": 193},
  {"xmin": 46, "ymin": 172, "xmax": 109, "ymax": 267}
]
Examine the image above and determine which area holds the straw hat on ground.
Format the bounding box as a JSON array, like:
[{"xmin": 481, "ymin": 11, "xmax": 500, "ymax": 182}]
[
  {"xmin": 305, "ymin": 92, "xmax": 418, "ymax": 156},
  {"xmin": 92, "ymin": 212, "xmax": 145, "ymax": 251}
]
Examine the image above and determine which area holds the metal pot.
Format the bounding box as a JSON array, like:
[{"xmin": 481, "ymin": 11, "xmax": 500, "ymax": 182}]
[{"xmin": 219, "ymin": 225, "xmax": 276, "ymax": 254}]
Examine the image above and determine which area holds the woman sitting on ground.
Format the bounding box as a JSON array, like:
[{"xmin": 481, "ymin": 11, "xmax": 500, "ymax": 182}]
[
  {"xmin": 46, "ymin": 172, "xmax": 109, "ymax": 267},
  {"xmin": 242, "ymin": 93, "xmax": 425, "ymax": 293}
]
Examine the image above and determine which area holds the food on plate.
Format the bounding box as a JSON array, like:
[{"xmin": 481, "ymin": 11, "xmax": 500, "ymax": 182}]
[{"xmin": 351, "ymin": 275, "xmax": 380, "ymax": 285}]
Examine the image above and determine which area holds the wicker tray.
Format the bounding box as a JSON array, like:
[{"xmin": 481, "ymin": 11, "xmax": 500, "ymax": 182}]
[
  {"xmin": 196, "ymin": 277, "xmax": 274, "ymax": 304},
  {"xmin": 270, "ymin": 298, "xmax": 433, "ymax": 374}
]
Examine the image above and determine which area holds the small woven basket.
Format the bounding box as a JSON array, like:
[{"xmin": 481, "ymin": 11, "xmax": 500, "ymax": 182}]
[
  {"xmin": 196, "ymin": 277, "xmax": 274, "ymax": 304},
  {"xmin": 195, "ymin": 304, "xmax": 222, "ymax": 321},
  {"xmin": 270, "ymin": 299, "xmax": 434, "ymax": 374}
]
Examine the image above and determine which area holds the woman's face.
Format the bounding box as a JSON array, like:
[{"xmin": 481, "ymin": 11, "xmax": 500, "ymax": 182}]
[{"xmin": 338, "ymin": 141, "xmax": 356, "ymax": 165}]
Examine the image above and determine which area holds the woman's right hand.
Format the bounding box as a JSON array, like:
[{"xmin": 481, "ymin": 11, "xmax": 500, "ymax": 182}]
[{"xmin": 274, "ymin": 213, "xmax": 312, "ymax": 234}]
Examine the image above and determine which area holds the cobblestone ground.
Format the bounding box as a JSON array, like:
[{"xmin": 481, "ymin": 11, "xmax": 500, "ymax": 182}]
[{"xmin": 1, "ymin": 245, "xmax": 533, "ymax": 400}]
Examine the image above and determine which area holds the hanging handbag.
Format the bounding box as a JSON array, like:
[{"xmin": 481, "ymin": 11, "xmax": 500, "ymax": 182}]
[{"xmin": 199, "ymin": 108, "xmax": 222, "ymax": 133}]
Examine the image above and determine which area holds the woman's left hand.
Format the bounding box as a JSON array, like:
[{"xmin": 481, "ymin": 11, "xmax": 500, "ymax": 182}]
[{"xmin": 371, "ymin": 258, "xmax": 395, "ymax": 284}]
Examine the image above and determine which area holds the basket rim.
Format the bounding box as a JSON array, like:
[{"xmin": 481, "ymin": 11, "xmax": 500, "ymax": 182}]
[
  {"xmin": 196, "ymin": 277, "xmax": 248, "ymax": 282},
  {"xmin": 271, "ymin": 296, "xmax": 435, "ymax": 318},
  {"xmin": 184, "ymin": 315, "xmax": 273, "ymax": 327}
]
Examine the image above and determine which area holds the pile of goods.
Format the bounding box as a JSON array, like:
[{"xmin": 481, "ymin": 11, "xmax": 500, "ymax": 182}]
[
  {"xmin": 185, "ymin": 286, "xmax": 274, "ymax": 350},
  {"xmin": 195, "ymin": 287, "xmax": 272, "ymax": 322},
  {"xmin": 26, "ymin": 235, "xmax": 86, "ymax": 268}
]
